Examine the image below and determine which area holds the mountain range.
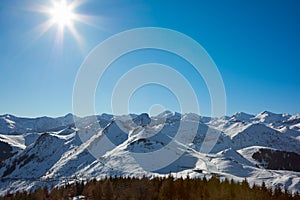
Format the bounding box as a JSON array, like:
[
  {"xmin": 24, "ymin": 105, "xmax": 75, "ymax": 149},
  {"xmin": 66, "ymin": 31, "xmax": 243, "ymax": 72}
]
[{"xmin": 0, "ymin": 111, "xmax": 300, "ymax": 195}]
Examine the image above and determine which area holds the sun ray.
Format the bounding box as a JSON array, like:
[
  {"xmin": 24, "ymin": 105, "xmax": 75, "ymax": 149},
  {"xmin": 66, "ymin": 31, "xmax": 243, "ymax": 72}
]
[
  {"xmin": 68, "ymin": 0, "xmax": 88, "ymax": 11},
  {"xmin": 55, "ymin": 23, "xmax": 65, "ymax": 47},
  {"xmin": 72, "ymin": 13, "xmax": 104, "ymax": 30},
  {"xmin": 68, "ymin": 22, "xmax": 85, "ymax": 51},
  {"xmin": 30, "ymin": 0, "xmax": 94, "ymax": 48},
  {"xmin": 33, "ymin": 19, "xmax": 56, "ymax": 41}
]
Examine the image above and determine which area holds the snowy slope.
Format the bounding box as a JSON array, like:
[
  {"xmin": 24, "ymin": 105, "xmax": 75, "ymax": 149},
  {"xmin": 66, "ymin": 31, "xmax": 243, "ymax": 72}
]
[
  {"xmin": 0, "ymin": 111, "xmax": 300, "ymax": 195},
  {"xmin": 0, "ymin": 114, "xmax": 74, "ymax": 134}
]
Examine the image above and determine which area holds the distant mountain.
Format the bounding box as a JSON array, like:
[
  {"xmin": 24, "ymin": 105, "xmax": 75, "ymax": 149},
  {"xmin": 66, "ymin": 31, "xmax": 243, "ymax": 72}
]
[{"xmin": 0, "ymin": 111, "xmax": 300, "ymax": 195}]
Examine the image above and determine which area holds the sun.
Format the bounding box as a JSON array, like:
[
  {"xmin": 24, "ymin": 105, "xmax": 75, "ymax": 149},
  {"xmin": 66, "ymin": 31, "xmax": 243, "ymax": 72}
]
[
  {"xmin": 32, "ymin": 0, "xmax": 100, "ymax": 49},
  {"xmin": 31, "ymin": 0, "xmax": 94, "ymax": 47},
  {"xmin": 50, "ymin": 1, "xmax": 74, "ymax": 27}
]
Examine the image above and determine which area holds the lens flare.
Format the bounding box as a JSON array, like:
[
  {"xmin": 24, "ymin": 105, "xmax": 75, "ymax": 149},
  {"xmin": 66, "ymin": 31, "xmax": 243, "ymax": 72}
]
[{"xmin": 31, "ymin": 0, "xmax": 95, "ymax": 48}]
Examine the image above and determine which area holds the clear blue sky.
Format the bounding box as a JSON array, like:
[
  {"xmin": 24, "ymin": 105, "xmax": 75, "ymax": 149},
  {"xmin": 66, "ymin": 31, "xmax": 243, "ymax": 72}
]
[{"xmin": 0, "ymin": 0, "xmax": 299, "ymax": 117}]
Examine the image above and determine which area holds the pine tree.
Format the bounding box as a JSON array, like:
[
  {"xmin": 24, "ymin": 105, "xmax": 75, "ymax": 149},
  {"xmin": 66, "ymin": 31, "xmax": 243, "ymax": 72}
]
[
  {"xmin": 102, "ymin": 179, "xmax": 114, "ymax": 200},
  {"xmin": 158, "ymin": 176, "xmax": 173, "ymax": 200}
]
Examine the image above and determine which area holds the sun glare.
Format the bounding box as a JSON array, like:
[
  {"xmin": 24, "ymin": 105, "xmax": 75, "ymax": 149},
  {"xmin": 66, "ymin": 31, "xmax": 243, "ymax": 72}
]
[
  {"xmin": 32, "ymin": 0, "xmax": 94, "ymax": 48},
  {"xmin": 50, "ymin": 1, "xmax": 74, "ymax": 27}
]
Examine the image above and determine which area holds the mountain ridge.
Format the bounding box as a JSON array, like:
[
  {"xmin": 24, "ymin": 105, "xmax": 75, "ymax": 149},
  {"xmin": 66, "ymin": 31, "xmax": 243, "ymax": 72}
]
[{"xmin": 0, "ymin": 111, "xmax": 300, "ymax": 195}]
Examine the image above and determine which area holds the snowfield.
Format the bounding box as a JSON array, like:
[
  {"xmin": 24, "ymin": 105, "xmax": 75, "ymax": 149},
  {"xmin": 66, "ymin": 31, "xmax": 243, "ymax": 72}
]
[{"xmin": 0, "ymin": 111, "xmax": 300, "ymax": 195}]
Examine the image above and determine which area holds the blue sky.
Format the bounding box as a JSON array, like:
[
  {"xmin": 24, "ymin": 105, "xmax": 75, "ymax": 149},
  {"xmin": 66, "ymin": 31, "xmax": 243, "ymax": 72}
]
[{"xmin": 0, "ymin": 0, "xmax": 299, "ymax": 117}]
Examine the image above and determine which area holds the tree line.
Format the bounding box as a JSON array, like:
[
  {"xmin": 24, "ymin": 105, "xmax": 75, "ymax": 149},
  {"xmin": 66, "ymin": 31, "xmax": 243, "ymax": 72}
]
[{"xmin": 1, "ymin": 175, "xmax": 300, "ymax": 200}]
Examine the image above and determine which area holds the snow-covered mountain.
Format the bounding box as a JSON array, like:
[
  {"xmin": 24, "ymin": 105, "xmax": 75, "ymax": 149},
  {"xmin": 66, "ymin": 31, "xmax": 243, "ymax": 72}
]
[{"xmin": 0, "ymin": 111, "xmax": 300, "ymax": 195}]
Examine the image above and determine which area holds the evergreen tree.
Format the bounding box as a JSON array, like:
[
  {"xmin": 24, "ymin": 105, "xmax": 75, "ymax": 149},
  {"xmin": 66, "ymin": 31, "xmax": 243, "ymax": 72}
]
[
  {"xmin": 0, "ymin": 175, "xmax": 299, "ymax": 199},
  {"xmin": 102, "ymin": 179, "xmax": 114, "ymax": 200}
]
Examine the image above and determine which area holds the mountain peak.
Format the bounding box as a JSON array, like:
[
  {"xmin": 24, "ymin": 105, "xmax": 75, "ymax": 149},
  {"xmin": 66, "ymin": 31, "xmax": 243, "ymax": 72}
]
[
  {"xmin": 259, "ymin": 110, "xmax": 276, "ymax": 116},
  {"xmin": 230, "ymin": 112, "xmax": 254, "ymax": 122},
  {"xmin": 133, "ymin": 113, "xmax": 151, "ymax": 126},
  {"xmin": 255, "ymin": 111, "xmax": 291, "ymax": 123},
  {"xmin": 1, "ymin": 114, "xmax": 16, "ymax": 120},
  {"xmin": 64, "ymin": 113, "xmax": 74, "ymax": 118},
  {"xmin": 155, "ymin": 110, "xmax": 181, "ymax": 119}
]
